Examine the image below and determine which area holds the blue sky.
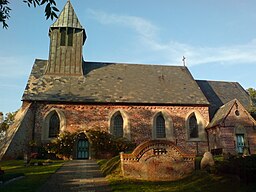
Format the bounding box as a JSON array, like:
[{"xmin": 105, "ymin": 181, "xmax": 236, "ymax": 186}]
[{"xmin": 0, "ymin": 0, "xmax": 256, "ymax": 115}]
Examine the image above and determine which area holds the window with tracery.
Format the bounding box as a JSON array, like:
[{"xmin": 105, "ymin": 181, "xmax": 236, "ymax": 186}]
[
  {"xmin": 113, "ymin": 114, "xmax": 123, "ymax": 137},
  {"xmin": 49, "ymin": 112, "xmax": 60, "ymax": 138},
  {"xmin": 156, "ymin": 115, "xmax": 166, "ymax": 138},
  {"xmin": 189, "ymin": 115, "xmax": 198, "ymax": 138}
]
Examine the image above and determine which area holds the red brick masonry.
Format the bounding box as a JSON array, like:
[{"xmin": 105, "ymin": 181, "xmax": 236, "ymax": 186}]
[{"xmin": 120, "ymin": 140, "xmax": 195, "ymax": 181}]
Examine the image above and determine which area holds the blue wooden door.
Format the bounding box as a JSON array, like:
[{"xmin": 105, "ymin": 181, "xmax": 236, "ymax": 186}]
[
  {"xmin": 236, "ymin": 134, "xmax": 245, "ymax": 154},
  {"xmin": 77, "ymin": 139, "xmax": 89, "ymax": 159}
]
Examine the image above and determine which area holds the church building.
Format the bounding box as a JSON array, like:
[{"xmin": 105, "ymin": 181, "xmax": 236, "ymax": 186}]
[{"xmin": 1, "ymin": 1, "xmax": 256, "ymax": 161}]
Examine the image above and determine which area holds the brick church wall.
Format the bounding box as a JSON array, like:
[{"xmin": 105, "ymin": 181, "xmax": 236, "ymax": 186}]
[
  {"xmin": 224, "ymin": 105, "xmax": 256, "ymax": 154},
  {"xmin": 33, "ymin": 102, "xmax": 210, "ymax": 155},
  {"xmin": 248, "ymin": 129, "xmax": 256, "ymax": 154},
  {"xmin": 207, "ymin": 102, "xmax": 256, "ymax": 155}
]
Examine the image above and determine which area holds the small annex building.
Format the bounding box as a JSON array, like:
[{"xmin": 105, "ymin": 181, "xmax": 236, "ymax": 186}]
[{"xmin": 1, "ymin": 1, "xmax": 256, "ymax": 165}]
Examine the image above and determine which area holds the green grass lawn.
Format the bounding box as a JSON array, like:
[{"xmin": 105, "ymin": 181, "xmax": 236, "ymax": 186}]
[
  {"xmin": 99, "ymin": 157, "xmax": 256, "ymax": 192},
  {"xmin": 1, "ymin": 158, "xmax": 255, "ymax": 192},
  {"xmin": 108, "ymin": 171, "xmax": 244, "ymax": 192},
  {"xmin": 0, "ymin": 160, "xmax": 64, "ymax": 192}
]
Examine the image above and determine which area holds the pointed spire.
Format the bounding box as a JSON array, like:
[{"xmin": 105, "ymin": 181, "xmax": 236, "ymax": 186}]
[{"xmin": 50, "ymin": 0, "xmax": 83, "ymax": 29}]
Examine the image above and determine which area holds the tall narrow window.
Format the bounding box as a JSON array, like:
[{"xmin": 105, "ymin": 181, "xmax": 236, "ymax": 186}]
[
  {"xmin": 49, "ymin": 112, "xmax": 60, "ymax": 138},
  {"xmin": 60, "ymin": 28, "xmax": 73, "ymax": 46},
  {"xmin": 189, "ymin": 115, "xmax": 198, "ymax": 138},
  {"xmin": 156, "ymin": 115, "xmax": 166, "ymax": 138},
  {"xmin": 60, "ymin": 28, "xmax": 66, "ymax": 46},
  {"xmin": 67, "ymin": 28, "xmax": 73, "ymax": 46},
  {"xmin": 113, "ymin": 114, "xmax": 123, "ymax": 137}
]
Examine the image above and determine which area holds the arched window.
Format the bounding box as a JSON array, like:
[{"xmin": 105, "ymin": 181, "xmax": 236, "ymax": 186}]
[
  {"xmin": 113, "ymin": 114, "xmax": 123, "ymax": 137},
  {"xmin": 156, "ymin": 115, "xmax": 166, "ymax": 138},
  {"xmin": 189, "ymin": 115, "xmax": 198, "ymax": 138},
  {"xmin": 49, "ymin": 112, "xmax": 60, "ymax": 138}
]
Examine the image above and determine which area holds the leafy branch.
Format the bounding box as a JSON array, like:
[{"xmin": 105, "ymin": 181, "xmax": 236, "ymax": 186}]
[
  {"xmin": 0, "ymin": 0, "xmax": 59, "ymax": 29},
  {"xmin": 0, "ymin": 0, "xmax": 11, "ymax": 28}
]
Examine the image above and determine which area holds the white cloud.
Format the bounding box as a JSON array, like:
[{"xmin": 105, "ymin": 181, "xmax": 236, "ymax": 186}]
[
  {"xmin": 88, "ymin": 9, "xmax": 256, "ymax": 66},
  {"xmin": 88, "ymin": 9, "xmax": 158, "ymax": 39},
  {"xmin": 0, "ymin": 56, "xmax": 32, "ymax": 78}
]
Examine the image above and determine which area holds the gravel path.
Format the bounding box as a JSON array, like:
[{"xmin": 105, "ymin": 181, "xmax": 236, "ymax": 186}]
[{"xmin": 38, "ymin": 160, "xmax": 112, "ymax": 192}]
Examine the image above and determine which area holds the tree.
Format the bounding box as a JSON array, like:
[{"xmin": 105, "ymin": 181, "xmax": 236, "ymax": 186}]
[
  {"xmin": 0, "ymin": 0, "xmax": 59, "ymax": 29},
  {"xmin": 0, "ymin": 111, "xmax": 17, "ymax": 140},
  {"xmin": 247, "ymin": 88, "xmax": 256, "ymax": 102},
  {"xmin": 247, "ymin": 88, "xmax": 256, "ymax": 120}
]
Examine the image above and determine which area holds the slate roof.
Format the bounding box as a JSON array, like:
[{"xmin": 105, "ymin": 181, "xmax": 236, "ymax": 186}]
[
  {"xmin": 22, "ymin": 59, "xmax": 209, "ymax": 105},
  {"xmin": 196, "ymin": 80, "xmax": 251, "ymax": 119},
  {"xmin": 50, "ymin": 0, "xmax": 83, "ymax": 29},
  {"xmin": 207, "ymin": 99, "xmax": 236, "ymax": 128}
]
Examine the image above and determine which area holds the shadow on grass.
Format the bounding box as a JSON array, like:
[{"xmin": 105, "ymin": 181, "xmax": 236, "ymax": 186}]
[
  {"xmin": 0, "ymin": 160, "xmax": 64, "ymax": 192},
  {"xmin": 108, "ymin": 170, "xmax": 256, "ymax": 192}
]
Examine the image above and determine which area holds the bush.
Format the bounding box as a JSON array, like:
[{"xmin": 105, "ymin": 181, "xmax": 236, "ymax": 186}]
[
  {"xmin": 87, "ymin": 130, "xmax": 135, "ymax": 159},
  {"xmin": 195, "ymin": 156, "xmax": 203, "ymax": 170},
  {"xmin": 43, "ymin": 130, "xmax": 136, "ymax": 160},
  {"xmin": 214, "ymin": 155, "xmax": 256, "ymax": 183},
  {"xmin": 43, "ymin": 131, "xmax": 77, "ymax": 160}
]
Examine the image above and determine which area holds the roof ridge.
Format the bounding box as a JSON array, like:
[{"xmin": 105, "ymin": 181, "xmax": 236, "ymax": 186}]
[
  {"xmin": 84, "ymin": 61, "xmax": 188, "ymax": 68},
  {"xmin": 195, "ymin": 79, "xmax": 238, "ymax": 83}
]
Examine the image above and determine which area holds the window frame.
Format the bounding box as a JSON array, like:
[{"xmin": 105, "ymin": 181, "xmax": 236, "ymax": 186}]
[
  {"xmin": 42, "ymin": 109, "xmax": 66, "ymax": 141},
  {"xmin": 59, "ymin": 27, "xmax": 73, "ymax": 47},
  {"xmin": 185, "ymin": 111, "xmax": 207, "ymax": 141},
  {"xmin": 48, "ymin": 112, "xmax": 60, "ymax": 138},
  {"xmin": 152, "ymin": 111, "xmax": 174, "ymax": 141},
  {"xmin": 155, "ymin": 114, "xmax": 166, "ymax": 138},
  {"xmin": 109, "ymin": 110, "xmax": 131, "ymax": 140},
  {"xmin": 189, "ymin": 115, "xmax": 199, "ymax": 139},
  {"xmin": 113, "ymin": 114, "xmax": 124, "ymax": 138}
]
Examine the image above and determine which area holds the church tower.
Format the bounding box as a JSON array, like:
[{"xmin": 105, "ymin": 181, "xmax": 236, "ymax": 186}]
[{"xmin": 46, "ymin": 0, "xmax": 86, "ymax": 75}]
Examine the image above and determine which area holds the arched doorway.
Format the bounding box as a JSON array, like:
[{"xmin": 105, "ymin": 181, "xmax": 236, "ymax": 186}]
[{"xmin": 76, "ymin": 133, "xmax": 89, "ymax": 159}]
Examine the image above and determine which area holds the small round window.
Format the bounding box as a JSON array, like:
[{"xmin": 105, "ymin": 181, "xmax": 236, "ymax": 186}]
[{"xmin": 235, "ymin": 110, "xmax": 240, "ymax": 116}]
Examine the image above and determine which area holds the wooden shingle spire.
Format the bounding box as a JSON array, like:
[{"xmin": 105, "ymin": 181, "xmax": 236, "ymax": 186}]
[
  {"xmin": 46, "ymin": 0, "xmax": 86, "ymax": 76},
  {"xmin": 50, "ymin": 0, "xmax": 83, "ymax": 30}
]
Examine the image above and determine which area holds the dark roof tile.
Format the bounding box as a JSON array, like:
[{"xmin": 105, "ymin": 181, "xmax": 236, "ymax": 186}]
[
  {"xmin": 196, "ymin": 80, "xmax": 251, "ymax": 119},
  {"xmin": 207, "ymin": 99, "xmax": 236, "ymax": 128},
  {"xmin": 22, "ymin": 60, "xmax": 209, "ymax": 105}
]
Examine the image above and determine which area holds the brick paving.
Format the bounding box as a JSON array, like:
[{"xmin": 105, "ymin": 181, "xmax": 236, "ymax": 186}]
[{"xmin": 38, "ymin": 160, "xmax": 112, "ymax": 192}]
